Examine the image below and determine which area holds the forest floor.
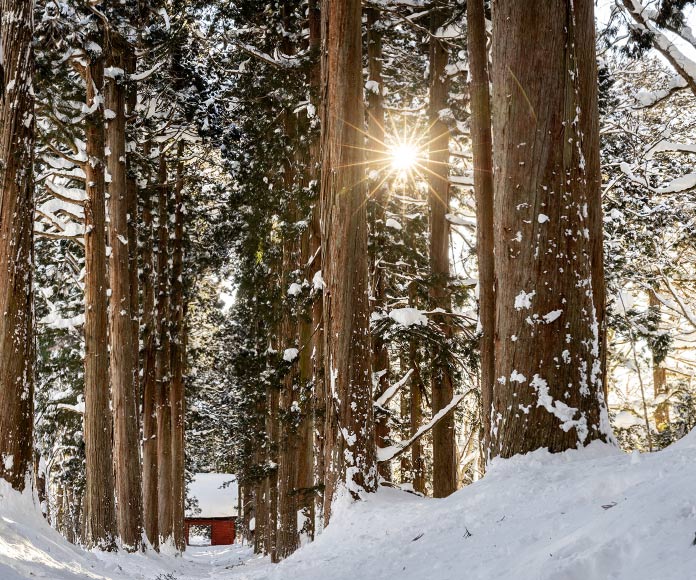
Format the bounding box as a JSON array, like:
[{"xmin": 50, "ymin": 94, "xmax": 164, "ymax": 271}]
[{"xmin": 2, "ymin": 429, "xmax": 696, "ymax": 580}]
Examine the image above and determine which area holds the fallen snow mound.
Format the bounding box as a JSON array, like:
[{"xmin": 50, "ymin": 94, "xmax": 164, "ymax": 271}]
[
  {"xmin": 266, "ymin": 431, "xmax": 696, "ymax": 580},
  {"xmin": 1, "ymin": 431, "xmax": 695, "ymax": 579}
]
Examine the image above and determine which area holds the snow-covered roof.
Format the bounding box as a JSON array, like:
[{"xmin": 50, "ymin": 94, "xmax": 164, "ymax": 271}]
[{"xmin": 186, "ymin": 473, "xmax": 238, "ymax": 518}]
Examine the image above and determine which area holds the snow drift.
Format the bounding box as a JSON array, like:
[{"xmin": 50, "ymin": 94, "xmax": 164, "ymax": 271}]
[
  {"xmin": 266, "ymin": 432, "xmax": 696, "ymax": 580},
  {"xmin": 1, "ymin": 432, "xmax": 695, "ymax": 579},
  {"xmin": 0, "ymin": 481, "xmax": 247, "ymax": 579}
]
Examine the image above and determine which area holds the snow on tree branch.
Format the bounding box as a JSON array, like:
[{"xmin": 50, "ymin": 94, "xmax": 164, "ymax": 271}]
[
  {"xmin": 377, "ymin": 391, "xmax": 469, "ymax": 463},
  {"xmin": 374, "ymin": 368, "xmax": 414, "ymax": 408},
  {"xmin": 621, "ymin": 0, "xmax": 696, "ymax": 97}
]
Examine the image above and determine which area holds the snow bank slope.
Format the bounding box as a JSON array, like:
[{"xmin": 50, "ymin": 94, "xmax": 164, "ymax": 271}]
[
  {"xmin": 0, "ymin": 482, "xmax": 114, "ymax": 580},
  {"xmin": 0, "ymin": 481, "xmax": 250, "ymax": 580},
  {"xmin": 1, "ymin": 433, "xmax": 695, "ymax": 579},
  {"xmin": 268, "ymin": 433, "xmax": 696, "ymax": 580}
]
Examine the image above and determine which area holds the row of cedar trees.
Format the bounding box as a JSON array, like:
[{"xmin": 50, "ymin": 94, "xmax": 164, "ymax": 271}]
[
  {"xmin": 233, "ymin": 0, "xmax": 613, "ymax": 564},
  {"xmin": 231, "ymin": 0, "xmax": 466, "ymax": 562},
  {"xmin": 0, "ymin": 1, "xmax": 189, "ymax": 553},
  {"xmin": 0, "ymin": 0, "xmax": 613, "ymax": 564}
]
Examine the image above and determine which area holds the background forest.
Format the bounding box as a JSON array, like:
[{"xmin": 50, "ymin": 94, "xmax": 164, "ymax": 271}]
[{"xmin": 0, "ymin": 0, "xmax": 694, "ymax": 567}]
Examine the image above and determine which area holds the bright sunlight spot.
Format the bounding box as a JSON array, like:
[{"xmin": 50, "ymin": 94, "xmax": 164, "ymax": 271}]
[{"xmin": 389, "ymin": 142, "xmax": 420, "ymax": 172}]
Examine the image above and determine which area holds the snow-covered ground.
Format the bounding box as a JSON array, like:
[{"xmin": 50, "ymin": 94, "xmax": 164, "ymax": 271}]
[{"xmin": 2, "ymin": 430, "xmax": 695, "ymax": 579}]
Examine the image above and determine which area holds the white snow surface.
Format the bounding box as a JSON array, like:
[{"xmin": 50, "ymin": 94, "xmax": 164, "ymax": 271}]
[
  {"xmin": 384, "ymin": 217, "xmax": 402, "ymax": 230},
  {"xmin": 2, "ymin": 432, "xmax": 696, "ymax": 579},
  {"xmin": 283, "ymin": 348, "xmax": 299, "ymax": 362},
  {"xmin": 186, "ymin": 472, "xmax": 239, "ymax": 518},
  {"xmin": 388, "ymin": 307, "xmax": 427, "ymax": 327},
  {"xmin": 613, "ymin": 410, "xmax": 646, "ymax": 430}
]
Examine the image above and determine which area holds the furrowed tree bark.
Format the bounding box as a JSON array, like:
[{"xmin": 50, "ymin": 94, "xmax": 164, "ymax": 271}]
[
  {"xmin": 0, "ymin": 0, "xmax": 35, "ymax": 492},
  {"xmin": 404, "ymin": 284, "xmax": 426, "ymax": 493},
  {"xmin": 141, "ymin": 140, "xmax": 159, "ymax": 550},
  {"xmin": 366, "ymin": 6, "xmax": 392, "ymax": 482},
  {"xmin": 82, "ymin": 31, "xmax": 117, "ymax": 550},
  {"xmin": 408, "ymin": 284, "xmax": 426, "ymax": 495},
  {"xmin": 277, "ymin": 236, "xmax": 299, "ymax": 560},
  {"xmin": 170, "ymin": 141, "xmax": 186, "ymax": 552},
  {"xmin": 276, "ymin": 16, "xmax": 300, "ymax": 553},
  {"xmin": 428, "ymin": 5, "xmax": 457, "ymax": 498},
  {"xmin": 295, "ymin": 226, "xmax": 315, "ymax": 541},
  {"xmin": 125, "ymin": 47, "xmax": 140, "ymax": 421},
  {"xmin": 490, "ymin": 0, "xmax": 611, "ymax": 457},
  {"xmin": 253, "ymin": 432, "xmax": 267, "ymax": 554},
  {"xmin": 252, "ymin": 307, "xmax": 268, "ymax": 554},
  {"xmin": 310, "ymin": 201, "xmax": 325, "ymax": 530},
  {"xmin": 264, "ymin": 325, "xmax": 279, "ymax": 560},
  {"xmin": 155, "ymin": 152, "xmax": 173, "ymax": 546},
  {"xmin": 290, "ymin": 1, "xmax": 322, "ymax": 543},
  {"xmin": 106, "ymin": 34, "xmax": 143, "ymax": 550},
  {"xmin": 308, "ymin": 0, "xmax": 325, "ymax": 535},
  {"xmin": 397, "ymin": 353, "xmax": 411, "ymax": 482},
  {"xmin": 320, "ymin": 0, "xmax": 377, "ymax": 524},
  {"xmin": 241, "ymin": 485, "xmax": 253, "ymax": 544},
  {"xmin": 467, "ymin": 0, "xmax": 495, "ymax": 459}
]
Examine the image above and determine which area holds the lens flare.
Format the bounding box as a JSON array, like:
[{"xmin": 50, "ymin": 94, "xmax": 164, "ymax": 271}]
[{"xmin": 389, "ymin": 142, "xmax": 420, "ymax": 172}]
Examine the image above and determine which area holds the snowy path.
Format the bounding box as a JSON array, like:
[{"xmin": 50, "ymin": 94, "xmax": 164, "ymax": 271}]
[
  {"xmin": 3, "ymin": 430, "xmax": 696, "ymax": 579},
  {"xmin": 0, "ymin": 483, "xmax": 271, "ymax": 580},
  {"xmin": 157, "ymin": 545, "xmax": 267, "ymax": 579}
]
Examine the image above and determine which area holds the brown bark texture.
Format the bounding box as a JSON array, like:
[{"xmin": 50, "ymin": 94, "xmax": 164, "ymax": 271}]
[
  {"xmin": 155, "ymin": 153, "xmax": 173, "ymax": 546},
  {"xmin": 125, "ymin": 48, "xmax": 140, "ymax": 422},
  {"xmin": 141, "ymin": 141, "xmax": 159, "ymax": 549},
  {"xmin": 253, "ymin": 447, "xmax": 266, "ymax": 554},
  {"xmin": 428, "ymin": 7, "xmax": 457, "ymax": 498},
  {"xmin": 489, "ymin": 0, "xmax": 611, "ymax": 457},
  {"xmin": 106, "ymin": 35, "xmax": 143, "ymax": 550},
  {"xmin": 467, "ymin": 0, "xmax": 496, "ymax": 458},
  {"xmin": 366, "ymin": 6, "xmax": 392, "ymax": 482},
  {"xmin": 308, "ymin": 0, "xmax": 325, "ymax": 534},
  {"xmin": 310, "ymin": 201, "xmax": 325, "ymax": 530},
  {"xmin": 295, "ymin": 228, "xmax": 315, "ymax": 542},
  {"xmin": 276, "ymin": 107, "xmax": 300, "ymax": 558},
  {"xmin": 0, "ymin": 0, "xmax": 35, "ymax": 493},
  {"xmin": 264, "ymin": 363, "xmax": 279, "ymax": 560},
  {"xmin": 320, "ymin": 0, "xmax": 377, "ymax": 523},
  {"xmin": 82, "ymin": 34, "xmax": 117, "ymax": 550},
  {"xmin": 261, "ymin": 305, "xmax": 280, "ymax": 559},
  {"xmin": 170, "ymin": 142, "xmax": 187, "ymax": 552}
]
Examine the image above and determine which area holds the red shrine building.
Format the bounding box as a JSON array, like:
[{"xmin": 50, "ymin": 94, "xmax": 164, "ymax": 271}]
[{"xmin": 185, "ymin": 473, "xmax": 238, "ymax": 546}]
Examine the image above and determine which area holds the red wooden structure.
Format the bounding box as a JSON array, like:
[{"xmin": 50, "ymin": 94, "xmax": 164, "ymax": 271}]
[
  {"xmin": 184, "ymin": 517, "xmax": 236, "ymax": 546},
  {"xmin": 186, "ymin": 473, "xmax": 238, "ymax": 546}
]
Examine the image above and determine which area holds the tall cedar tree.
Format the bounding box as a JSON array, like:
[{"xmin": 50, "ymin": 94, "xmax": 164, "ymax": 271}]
[
  {"xmin": 141, "ymin": 144, "xmax": 159, "ymax": 548},
  {"xmin": 489, "ymin": 0, "xmax": 611, "ymax": 456},
  {"xmin": 366, "ymin": 7, "xmax": 392, "ymax": 482},
  {"xmin": 156, "ymin": 153, "xmax": 174, "ymax": 546},
  {"xmin": 0, "ymin": 0, "xmax": 35, "ymax": 491},
  {"xmin": 106, "ymin": 34, "xmax": 143, "ymax": 550},
  {"xmin": 467, "ymin": 0, "xmax": 495, "ymax": 454},
  {"xmin": 81, "ymin": 26, "xmax": 117, "ymax": 550},
  {"xmin": 276, "ymin": 7, "xmax": 301, "ymax": 557},
  {"xmin": 170, "ymin": 142, "xmax": 187, "ymax": 552},
  {"xmin": 308, "ymin": 0, "xmax": 324, "ymax": 532},
  {"xmin": 320, "ymin": 0, "xmax": 377, "ymax": 521},
  {"xmin": 428, "ymin": 4, "xmax": 457, "ymax": 497}
]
